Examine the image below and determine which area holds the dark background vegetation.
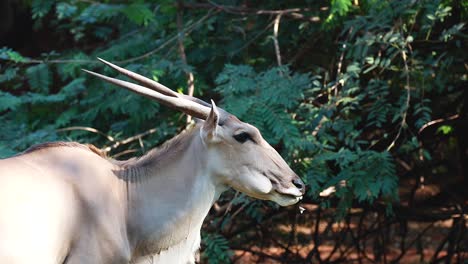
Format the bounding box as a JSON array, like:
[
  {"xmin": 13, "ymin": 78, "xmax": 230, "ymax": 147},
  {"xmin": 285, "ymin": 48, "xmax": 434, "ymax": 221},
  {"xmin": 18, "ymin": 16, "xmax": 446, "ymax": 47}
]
[{"xmin": 0, "ymin": 0, "xmax": 467, "ymax": 263}]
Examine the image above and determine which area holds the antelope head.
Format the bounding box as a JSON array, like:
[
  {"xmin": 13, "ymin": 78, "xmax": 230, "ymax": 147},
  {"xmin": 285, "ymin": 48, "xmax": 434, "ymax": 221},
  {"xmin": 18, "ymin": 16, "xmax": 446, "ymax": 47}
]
[{"xmin": 84, "ymin": 58, "xmax": 305, "ymax": 206}]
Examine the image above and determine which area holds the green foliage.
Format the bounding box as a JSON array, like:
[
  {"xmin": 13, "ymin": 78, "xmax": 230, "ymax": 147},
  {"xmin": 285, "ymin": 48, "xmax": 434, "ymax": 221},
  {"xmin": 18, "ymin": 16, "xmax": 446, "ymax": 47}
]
[
  {"xmin": 0, "ymin": 91, "xmax": 21, "ymax": 111},
  {"xmin": 325, "ymin": 0, "xmax": 356, "ymax": 27},
  {"xmin": 0, "ymin": 47, "xmax": 26, "ymax": 62},
  {"xmin": 201, "ymin": 233, "xmax": 233, "ymax": 264},
  {"xmin": 122, "ymin": 3, "xmax": 155, "ymax": 26},
  {"xmin": 0, "ymin": 0, "xmax": 465, "ymax": 259},
  {"xmin": 31, "ymin": 0, "xmax": 55, "ymax": 19},
  {"xmin": 56, "ymin": 2, "xmax": 78, "ymax": 20},
  {"xmin": 331, "ymin": 0, "xmax": 353, "ymax": 16},
  {"xmin": 216, "ymin": 65, "xmax": 306, "ymax": 147},
  {"xmin": 25, "ymin": 64, "xmax": 51, "ymax": 93}
]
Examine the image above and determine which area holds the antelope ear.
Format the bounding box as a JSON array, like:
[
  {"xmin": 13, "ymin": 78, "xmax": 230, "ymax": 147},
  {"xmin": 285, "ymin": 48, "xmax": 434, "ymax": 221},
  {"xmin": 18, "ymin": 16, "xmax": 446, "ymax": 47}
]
[{"xmin": 201, "ymin": 100, "xmax": 220, "ymax": 143}]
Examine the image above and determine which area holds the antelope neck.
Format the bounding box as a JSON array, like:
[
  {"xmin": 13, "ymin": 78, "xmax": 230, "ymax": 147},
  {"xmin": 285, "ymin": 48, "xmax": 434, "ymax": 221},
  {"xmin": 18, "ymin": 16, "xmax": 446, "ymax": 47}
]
[{"xmin": 121, "ymin": 128, "xmax": 224, "ymax": 258}]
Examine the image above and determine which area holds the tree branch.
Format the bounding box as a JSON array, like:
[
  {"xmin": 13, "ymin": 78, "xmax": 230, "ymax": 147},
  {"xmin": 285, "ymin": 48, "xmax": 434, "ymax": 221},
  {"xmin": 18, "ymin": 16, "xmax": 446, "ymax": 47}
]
[
  {"xmin": 330, "ymin": 27, "xmax": 352, "ymax": 97},
  {"xmin": 177, "ymin": 1, "xmax": 196, "ymax": 124},
  {"xmin": 387, "ymin": 49, "xmax": 411, "ymax": 151},
  {"xmin": 230, "ymin": 19, "xmax": 275, "ymax": 56},
  {"xmin": 180, "ymin": 2, "xmax": 320, "ymax": 22},
  {"xmin": 273, "ymin": 14, "xmax": 283, "ymax": 67},
  {"xmin": 3, "ymin": 15, "xmax": 202, "ymax": 66},
  {"xmin": 6, "ymin": 59, "xmax": 96, "ymax": 65},
  {"xmin": 56, "ymin": 126, "xmax": 115, "ymax": 142},
  {"xmin": 116, "ymin": 9, "xmax": 217, "ymax": 64},
  {"xmin": 102, "ymin": 128, "xmax": 157, "ymax": 153},
  {"xmin": 418, "ymin": 114, "xmax": 460, "ymax": 134}
]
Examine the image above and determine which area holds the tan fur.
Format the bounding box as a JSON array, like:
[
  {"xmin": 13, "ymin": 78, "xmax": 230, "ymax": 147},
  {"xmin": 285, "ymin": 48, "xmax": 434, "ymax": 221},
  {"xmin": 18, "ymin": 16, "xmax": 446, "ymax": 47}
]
[{"xmin": 22, "ymin": 142, "xmax": 91, "ymax": 155}]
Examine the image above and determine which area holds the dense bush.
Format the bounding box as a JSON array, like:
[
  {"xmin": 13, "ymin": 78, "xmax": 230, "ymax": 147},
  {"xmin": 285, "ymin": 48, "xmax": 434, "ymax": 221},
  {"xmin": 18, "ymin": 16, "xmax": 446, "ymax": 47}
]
[{"xmin": 1, "ymin": 0, "xmax": 466, "ymax": 262}]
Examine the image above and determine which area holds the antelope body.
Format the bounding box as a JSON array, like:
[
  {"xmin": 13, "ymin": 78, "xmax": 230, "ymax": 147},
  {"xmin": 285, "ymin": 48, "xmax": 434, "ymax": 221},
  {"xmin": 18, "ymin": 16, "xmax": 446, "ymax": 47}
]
[{"xmin": 0, "ymin": 59, "xmax": 305, "ymax": 264}]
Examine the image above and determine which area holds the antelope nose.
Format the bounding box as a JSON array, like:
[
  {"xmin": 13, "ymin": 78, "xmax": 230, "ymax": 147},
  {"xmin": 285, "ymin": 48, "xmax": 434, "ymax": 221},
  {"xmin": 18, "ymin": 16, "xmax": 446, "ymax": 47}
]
[{"xmin": 292, "ymin": 177, "xmax": 306, "ymax": 194}]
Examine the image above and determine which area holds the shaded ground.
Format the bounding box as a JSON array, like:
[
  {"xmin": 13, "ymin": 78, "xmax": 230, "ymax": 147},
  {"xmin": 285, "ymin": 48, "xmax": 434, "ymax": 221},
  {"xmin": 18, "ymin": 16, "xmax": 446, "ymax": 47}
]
[
  {"xmin": 231, "ymin": 204, "xmax": 467, "ymax": 263},
  {"xmin": 203, "ymin": 175, "xmax": 467, "ymax": 263}
]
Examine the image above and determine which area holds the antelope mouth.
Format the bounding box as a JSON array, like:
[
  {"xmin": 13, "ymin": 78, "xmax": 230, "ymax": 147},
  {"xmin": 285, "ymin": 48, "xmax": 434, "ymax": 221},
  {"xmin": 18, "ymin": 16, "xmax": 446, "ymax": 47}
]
[
  {"xmin": 271, "ymin": 191, "xmax": 303, "ymax": 206},
  {"xmin": 262, "ymin": 171, "xmax": 304, "ymax": 205},
  {"xmin": 274, "ymin": 190, "xmax": 303, "ymax": 202},
  {"xmin": 272, "ymin": 184, "xmax": 303, "ymax": 200},
  {"xmin": 276, "ymin": 191, "xmax": 303, "ymax": 200}
]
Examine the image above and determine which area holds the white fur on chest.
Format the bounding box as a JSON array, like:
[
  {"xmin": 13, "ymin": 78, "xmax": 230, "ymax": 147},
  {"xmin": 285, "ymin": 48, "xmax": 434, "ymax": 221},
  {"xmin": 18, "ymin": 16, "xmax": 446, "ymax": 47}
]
[{"xmin": 132, "ymin": 231, "xmax": 201, "ymax": 264}]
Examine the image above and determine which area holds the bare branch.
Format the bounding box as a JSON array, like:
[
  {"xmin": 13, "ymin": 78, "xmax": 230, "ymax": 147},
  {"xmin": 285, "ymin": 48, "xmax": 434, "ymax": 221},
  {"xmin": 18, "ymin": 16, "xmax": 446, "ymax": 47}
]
[
  {"xmin": 112, "ymin": 149, "xmax": 138, "ymax": 159},
  {"xmin": 181, "ymin": 2, "xmax": 320, "ymax": 22},
  {"xmin": 102, "ymin": 128, "xmax": 158, "ymax": 153},
  {"xmin": 387, "ymin": 49, "xmax": 411, "ymax": 151},
  {"xmin": 116, "ymin": 9, "xmax": 217, "ymax": 64},
  {"xmin": 6, "ymin": 59, "xmax": 96, "ymax": 65},
  {"xmin": 6, "ymin": 4, "xmax": 313, "ymax": 67},
  {"xmin": 56, "ymin": 126, "xmax": 115, "ymax": 142},
  {"xmin": 231, "ymin": 19, "xmax": 276, "ymax": 55},
  {"xmin": 273, "ymin": 14, "xmax": 283, "ymax": 67},
  {"xmin": 330, "ymin": 28, "xmax": 352, "ymax": 97},
  {"xmin": 177, "ymin": 1, "xmax": 196, "ymax": 124},
  {"xmin": 418, "ymin": 114, "xmax": 459, "ymax": 134}
]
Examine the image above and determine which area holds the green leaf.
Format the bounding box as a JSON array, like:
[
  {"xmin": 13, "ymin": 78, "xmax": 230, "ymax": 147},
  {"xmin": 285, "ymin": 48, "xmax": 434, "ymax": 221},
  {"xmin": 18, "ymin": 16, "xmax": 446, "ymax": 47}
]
[
  {"xmin": 25, "ymin": 64, "xmax": 52, "ymax": 93},
  {"xmin": 0, "ymin": 48, "xmax": 26, "ymax": 63},
  {"xmin": 121, "ymin": 3, "xmax": 154, "ymax": 26},
  {"xmin": 0, "ymin": 67, "xmax": 18, "ymax": 83},
  {"xmin": 0, "ymin": 91, "xmax": 22, "ymax": 111},
  {"xmin": 331, "ymin": 0, "xmax": 353, "ymax": 16},
  {"xmin": 437, "ymin": 125, "xmax": 453, "ymax": 135},
  {"xmin": 56, "ymin": 2, "xmax": 77, "ymax": 19},
  {"xmin": 31, "ymin": 0, "xmax": 55, "ymax": 19},
  {"xmin": 202, "ymin": 233, "xmax": 233, "ymax": 264}
]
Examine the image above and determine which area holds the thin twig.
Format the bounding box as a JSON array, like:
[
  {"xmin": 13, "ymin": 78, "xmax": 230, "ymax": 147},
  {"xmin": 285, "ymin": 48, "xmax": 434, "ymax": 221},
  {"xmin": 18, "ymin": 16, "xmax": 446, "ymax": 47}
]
[
  {"xmin": 306, "ymin": 205, "xmax": 323, "ymax": 262},
  {"xmin": 6, "ymin": 59, "xmax": 96, "ymax": 65},
  {"xmin": 116, "ymin": 9, "xmax": 217, "ymax": 64},
  {"xmin": 390, "ymin": 222, "xmax": 435, "ymax": 263},
  {"xmin": 331, "ymin": 43, "xmax": 346, "ymax": 97},
  {"xmin": 76, "ymin": 0, "xmax": 99, "ymax": 4},
  {"xmin": 138, "ymin": 137, "xmax": 145, "ymax": 153},
  {"xmin": 216, "ymin": 191, "xmax": 240, "ymax": 229},
  {"xmin": 330, "ymin": 28, "xmax": 352, "ymax": 97},
  {"xmin": 222, "ymin": 191, "xmax": 239, "ymax": 218},
  {"xmin": 4, "ymin": 29, "xmax": 142, "ymax": 66},
  {"xmin": 387, "ymin": 49, "xmax": 411, "ymax": 151},
  {"xmin": 230, "ymin": 19, "xmax": 275, "ymax": 55},
  {"xmin": 430, "ymin": 218, "xmax": 456, "ymax": 263},
  {"xmin": 6, "ymin": 7, "xmax": 215, "ymax": 66},
  {"xmin": 418, "ymin": 114, "xmax": 460, "ymax": 134},
  {"xmin": 231, "ymin": 247, "xmax": 284, "ymax": 262},
  {"xmin": 56, "ymin": 126, "xmax": 115, "ymax": 142},
  {"xmin": 182, "ymin": 2, "xmax": 320, "ymax": 22},
  {"xmin": 113, "ymin": 149, "xmax": 138, "ymax": 158},
  {"xmin": 273, "ymin": 14, "xmax": 283, "ymax": 67},
  {"xmin": 102, "ymin": 128, "xmax": 157, "ymax": 152},
  {"xmin": 207, "ymin": 1, "xmax": 306, "ymax": 15},
  {"xmin": 177, "ymin": 1, "xmax": 196, "ymax": 124},
  {"xmin": 230, "ymin": 201, "xmax": 249, "ymax": 219}
]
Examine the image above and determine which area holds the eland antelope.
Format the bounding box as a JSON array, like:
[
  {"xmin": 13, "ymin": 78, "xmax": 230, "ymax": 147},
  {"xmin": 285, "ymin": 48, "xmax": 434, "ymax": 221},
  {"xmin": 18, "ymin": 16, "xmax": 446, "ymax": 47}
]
[{"xmin": 0, "ymin": 58, "xmax": 305, "ymax": 264}]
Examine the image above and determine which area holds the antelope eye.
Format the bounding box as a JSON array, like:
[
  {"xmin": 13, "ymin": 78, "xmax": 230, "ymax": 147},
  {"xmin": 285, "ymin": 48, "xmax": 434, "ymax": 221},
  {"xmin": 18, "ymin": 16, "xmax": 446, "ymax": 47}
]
[{"xmin": 233, "ymin": 132, "xmax": 252, "ymax": 143}]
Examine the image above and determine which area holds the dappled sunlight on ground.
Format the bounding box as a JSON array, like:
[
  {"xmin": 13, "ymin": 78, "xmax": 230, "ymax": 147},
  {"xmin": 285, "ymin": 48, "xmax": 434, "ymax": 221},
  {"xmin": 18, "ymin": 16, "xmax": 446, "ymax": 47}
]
[{"xmin": 229, "ymin": 203, "xmax": 467, "ymax": 263}]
